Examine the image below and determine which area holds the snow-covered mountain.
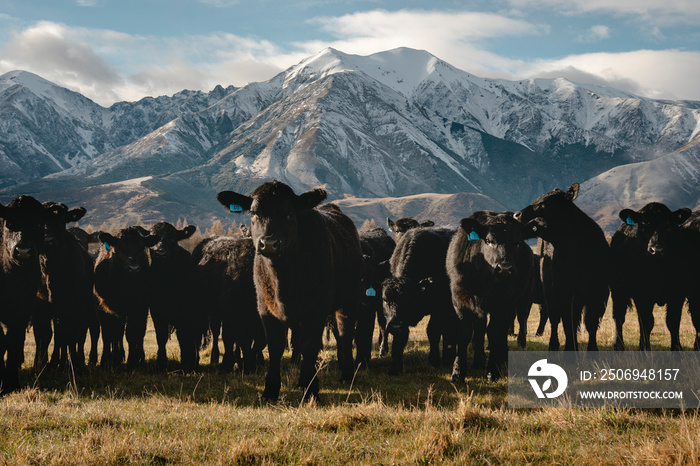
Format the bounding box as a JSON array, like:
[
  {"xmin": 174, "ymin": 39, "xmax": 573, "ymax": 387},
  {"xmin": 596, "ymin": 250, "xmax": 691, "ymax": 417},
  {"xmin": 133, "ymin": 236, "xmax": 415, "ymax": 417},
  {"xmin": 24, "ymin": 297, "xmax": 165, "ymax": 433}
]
[{"xmin": 2, "ymin": 47, "xmax": 700, "ymax": 229}]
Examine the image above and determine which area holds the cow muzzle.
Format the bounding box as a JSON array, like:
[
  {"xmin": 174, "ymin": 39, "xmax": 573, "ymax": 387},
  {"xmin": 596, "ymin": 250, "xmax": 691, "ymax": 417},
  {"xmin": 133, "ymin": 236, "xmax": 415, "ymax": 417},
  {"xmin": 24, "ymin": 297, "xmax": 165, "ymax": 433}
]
[
  {"xmin": 495, "ymin": 262, "xmax": 514, "ymax": 276},
  {"xmin": 13, "ymin": 246, "xmax": 33, "ymax": 261},
  {"xmin": 257, "ymin": 237, "xmax": 280, "ymax": 258}
]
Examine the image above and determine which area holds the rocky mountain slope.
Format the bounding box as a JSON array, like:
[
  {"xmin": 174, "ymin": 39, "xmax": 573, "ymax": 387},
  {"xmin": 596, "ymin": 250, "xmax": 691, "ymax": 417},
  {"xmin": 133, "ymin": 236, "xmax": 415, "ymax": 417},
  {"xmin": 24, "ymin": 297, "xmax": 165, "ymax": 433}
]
[{"xmin": 2, "ymin": 48, "xmax": 700, "ymax": 230}]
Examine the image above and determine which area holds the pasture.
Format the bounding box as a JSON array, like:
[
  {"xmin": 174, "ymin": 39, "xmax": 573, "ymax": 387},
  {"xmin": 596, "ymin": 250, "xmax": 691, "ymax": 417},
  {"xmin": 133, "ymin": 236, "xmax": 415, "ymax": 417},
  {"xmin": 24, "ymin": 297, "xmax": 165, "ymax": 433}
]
[{"xmin": 2, "ymin": 302, "xmax": 699, "ymax": 465}]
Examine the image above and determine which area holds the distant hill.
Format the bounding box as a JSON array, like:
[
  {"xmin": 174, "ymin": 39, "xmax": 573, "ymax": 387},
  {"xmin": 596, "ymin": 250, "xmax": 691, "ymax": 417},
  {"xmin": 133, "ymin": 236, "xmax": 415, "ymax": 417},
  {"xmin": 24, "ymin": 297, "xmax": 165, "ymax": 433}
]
[{"xmin": 2, "ymin": 47, "xmax": 700, "ymax": 229}]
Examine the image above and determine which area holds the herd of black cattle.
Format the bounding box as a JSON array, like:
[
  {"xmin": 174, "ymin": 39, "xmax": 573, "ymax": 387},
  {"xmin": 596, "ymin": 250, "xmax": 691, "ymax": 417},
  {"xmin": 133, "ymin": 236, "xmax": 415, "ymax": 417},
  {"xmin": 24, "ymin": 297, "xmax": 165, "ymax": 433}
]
[{"xmin": 0, "ymin": 180, "xmax": 699, "ymax": 401}]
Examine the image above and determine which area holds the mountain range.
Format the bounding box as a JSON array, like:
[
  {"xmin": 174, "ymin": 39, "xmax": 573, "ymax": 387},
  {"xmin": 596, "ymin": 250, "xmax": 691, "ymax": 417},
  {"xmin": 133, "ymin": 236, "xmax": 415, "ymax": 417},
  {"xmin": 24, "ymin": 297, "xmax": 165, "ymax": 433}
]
[{"xmin": 1, "ymin": 47, "xmax": 699, "ymax": 231}]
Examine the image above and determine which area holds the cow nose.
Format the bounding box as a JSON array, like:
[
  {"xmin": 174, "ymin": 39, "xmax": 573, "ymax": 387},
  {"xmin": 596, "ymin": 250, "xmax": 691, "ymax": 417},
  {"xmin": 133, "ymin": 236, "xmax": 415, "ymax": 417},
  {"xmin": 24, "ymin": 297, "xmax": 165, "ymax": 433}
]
[
  {"xmin": 257, "ymin": 237, "xmax": 280, "ymax": 257},
  {"xmin": 13, "ymin": 246, "xmax": 32, "ymax": 260},
  {"xmin": 496, "ymin": 263, "xmax": 514, "ymax": 275},
  {"xmin": 649, "ymin": 245, "xmax": 664, "ymax": 256},
  {"xmin": 513, "ymin": 211, "xmax": 522, "ymax": 221}
]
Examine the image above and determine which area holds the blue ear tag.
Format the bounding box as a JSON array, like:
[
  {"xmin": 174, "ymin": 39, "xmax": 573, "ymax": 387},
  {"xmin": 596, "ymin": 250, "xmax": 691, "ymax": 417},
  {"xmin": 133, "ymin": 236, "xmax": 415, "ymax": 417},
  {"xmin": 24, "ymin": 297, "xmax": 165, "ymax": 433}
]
[
  {"xmin": 230, "ymin": 204, "xmax": 243, "ymax": 212},
  {"xmin": 468, "ymin": 229, "xmax": 480, "ymax": 241},
  {"xmin": 626, "ymin": 215, "xmax": 635, "ymax": 226},
  {"xmin": 365, "ymin": 286, "xmax": 376, "ymax": 297},
  {"xmin": 104, "ymin": 242, "xmax": 111, "ymax": 251}
]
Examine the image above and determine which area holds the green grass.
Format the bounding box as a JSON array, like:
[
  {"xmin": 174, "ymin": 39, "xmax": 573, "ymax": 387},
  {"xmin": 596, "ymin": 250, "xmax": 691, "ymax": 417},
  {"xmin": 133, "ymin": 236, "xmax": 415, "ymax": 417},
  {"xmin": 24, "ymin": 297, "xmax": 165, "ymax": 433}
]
[{"xmin": 2, "ymin": 303, "xmax": 700, "ymax": 465}]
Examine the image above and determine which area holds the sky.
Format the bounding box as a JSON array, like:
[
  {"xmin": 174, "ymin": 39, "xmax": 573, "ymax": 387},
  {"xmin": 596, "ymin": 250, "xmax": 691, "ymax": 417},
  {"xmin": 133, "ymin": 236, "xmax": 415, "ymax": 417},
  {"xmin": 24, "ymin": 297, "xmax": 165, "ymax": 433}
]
[{"xmin": 0, "ymin": 0, "xmax": 699, "ymax": 106}]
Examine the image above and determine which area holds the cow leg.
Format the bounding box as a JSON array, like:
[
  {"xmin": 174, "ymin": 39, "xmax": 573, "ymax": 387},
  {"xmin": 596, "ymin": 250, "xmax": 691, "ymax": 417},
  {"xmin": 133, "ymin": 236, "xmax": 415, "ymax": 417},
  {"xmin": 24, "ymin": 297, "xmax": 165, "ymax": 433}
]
[
  {"xmin": 289, "ymin": 327, "xmax": 302, "ymax": 365},
  {"xmin": 209, "ymin": 315, "xmax": 221, "ymax": 366},
  {"xmin": 426, "ymin": 315, "xmax": 442, "ymax": 368},
  {"xmin": 665, "ymin": 298, "xmax": 684, "ymax": 351},
  {"xmin": 689, "ymin": 295, "xmax": 700, "ymax": 350},
  {"xmin": 152, "ymin": 310, "xmax": 169, "ymax": 371},
  {"xmin": 389, "ymin": 328, "xmax": 409, "ymax": 375},
  {"xmin": 635, "ymin": 299, "xmax": 654, "ymax": 351},
  {"xmin": 486, "ymin": 313, "xmax": 509, "ymax": 380},
  {"xmin": 354, "ymin": 306, "xmax": 374, "ymax": 369},
  {"xmin": 233, "ymin": 322, "xmax": 256, "ymax": 374},
  {"xmin": 561, "ymin": 298, "xmax": 582, "ymax": 352},
  {"xmin": 516, "ymin": 301, "xmax": 531, "ymax": 349},
  {"xmin": 4, "ymin": 324, "xmax": 27, "ymax": 393},
  {"xmin": 32, "ymin": 310, "xmax": 52, "ymax": 370},
  {"xmin": 612, "ymin": 291, "xmax": 630, "ymax": 351},
  {"xmin": 334, "ymin": 308, "xmax": 356, "ymax": 383},
  {"xmin": 297, "ymin": 319, "xmax": 326, "ymax": 402},
  {"xmin": 261, "ymin": 315, "xmax": 285, "ymax": 402},
  {"xmin": 126, "ymin": 309, "xmax": 147, "ymax": 368},
  {"xmin": 376, "ymin": 303, "xmax": 390, "ymax": 357},
  {"xmin": 450, "ymin": 311, "xmax": 473, "ymax": 384},
  {"xmin": 220, "ymin": 317, "xmax": 237, "ymax": 372},
  {"xmin": 584, "ymin": 300, "xmax": 605, "ymax": 352},
  {"xmin": 535, "ymin": 304, "xmax": 548, "ymax": 336},
  {"xmin": 472, "ymin": 315, "xmax": 487, "ymax": 369},
  {"xmin": 548, "ymin": 314, "xmax": 561, "ymax": 352}
]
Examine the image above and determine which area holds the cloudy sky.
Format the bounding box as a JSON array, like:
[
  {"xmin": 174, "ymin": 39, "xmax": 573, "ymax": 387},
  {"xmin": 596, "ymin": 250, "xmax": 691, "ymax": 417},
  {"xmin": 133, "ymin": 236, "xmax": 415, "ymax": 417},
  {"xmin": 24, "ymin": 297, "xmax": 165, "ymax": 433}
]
[{"xmin": 0, "ymin": 0, "xmax": 698, "ymax": 106}]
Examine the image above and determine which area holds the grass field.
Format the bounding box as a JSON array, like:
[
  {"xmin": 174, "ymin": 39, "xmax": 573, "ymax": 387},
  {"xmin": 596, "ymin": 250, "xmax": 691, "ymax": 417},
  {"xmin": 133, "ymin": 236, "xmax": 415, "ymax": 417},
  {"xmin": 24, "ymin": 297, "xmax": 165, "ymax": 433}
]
[{"xmin": 2, "ymin": 302, "xmax": 699, "ymax": 465}]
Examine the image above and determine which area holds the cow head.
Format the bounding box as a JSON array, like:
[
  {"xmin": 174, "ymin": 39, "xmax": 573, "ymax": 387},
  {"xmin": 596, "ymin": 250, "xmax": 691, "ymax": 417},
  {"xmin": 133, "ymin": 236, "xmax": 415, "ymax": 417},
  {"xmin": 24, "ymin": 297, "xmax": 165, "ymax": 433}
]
[
  {"xmin": 0, "ymin": 195, "xmax": 45, "ymax": 263},
  {"xmin": 217, "ymin": 181, "xmax": 326, "ymax": 260},
  {"xmin": 98, "ymin": 226, "xmax": 160, "ymax": 274},
  {"xmin": 513, "ymin": 183, "xmax": 580, "ymax": 239},
  {"xmin": 382, "ymin": 276, "xmax": 435, "ymax": 334},
  {"xmin": 147, "ymin": 222, "xmax": 197, "ymax": 260},
  {"xmin": 387, "ymin": 217, "xmax": 434, "ymax": 243},
  {"xmin": 619, "ymin": 203, "xmax": 691, "ymax": 258},
  {"xmin": 459, "ymin": 211, "xmax": 529, "ymax": 279},
  {"xmin": 41, "ymin": 202, "xmax": 87, "ymax": 252}
]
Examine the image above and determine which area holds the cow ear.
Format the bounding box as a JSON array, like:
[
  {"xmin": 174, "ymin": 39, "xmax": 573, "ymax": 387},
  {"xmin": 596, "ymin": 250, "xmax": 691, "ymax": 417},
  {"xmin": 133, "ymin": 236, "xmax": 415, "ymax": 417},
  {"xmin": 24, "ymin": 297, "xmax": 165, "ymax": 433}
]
[
  {"xmin": 217, "ymin": 191, "xmax": 252, "ymax": 213},
  {"xmin": 523, "ymin": 218, "xmax": 546, "ymax": 239},
  {"xmin": 88, "ymin": 231, "xmax": 103, "ymax": 243},
  {"xmin": 98, "ymin": 232, "xmax": 117, "ymax": 251},
  {"xmin": 178, "ymin": 225, "xmax": 197, "ymax": 240},
  {"xmin": 619, "ymin": 209, "xmax": 640, "ymax": 226},
  {"xmin": 565, "ymin": 183, "xmax": 580, "ymax": 201},
  {"xmin": 143, "ymin": 234, "xmax": 160, "ymax": 248},
  {"xmin": 67, "ymin": 207, "xmax": 86, "ymax": 223},
  {"xmin": 674, "ymin": 208, "xmax": 692, "ymax": 225},
  {"xmin": 296, "ymin": 188, "xmax": 327, "ymax": 211},
  {"xmin": 420, "ymin": 220, "xmax": 435, "ymax": 228},
  {"xmin": 387, "ymin": 218, "xmax": 395, "ymax": 232},
  {"xmin": 459, "ymin": 218, "xmax": 484, "ymax": 241}
]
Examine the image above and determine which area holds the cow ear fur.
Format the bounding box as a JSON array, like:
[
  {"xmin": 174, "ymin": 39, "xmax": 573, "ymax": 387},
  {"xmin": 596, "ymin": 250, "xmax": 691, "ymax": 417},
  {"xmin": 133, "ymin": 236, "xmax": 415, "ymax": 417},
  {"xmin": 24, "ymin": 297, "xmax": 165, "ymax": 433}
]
[
  {"xmin": 675, "ymin": 208, "xmax": 692, "ymax": 225},
  {"xmin": 67, "ymin": 207, "xmax": 87, "ymax": 223},
  {"xmin": 459, "ymin": 218, "xmax": 485, "ymax": 240},
  {"xmin": 296, "ymin": 188, "xmax": 327, "ymax": 211},
  {"xmin": 143, "ymin": 234, "xmax": 160, "ymax": 248},
  {"xmin": 387, "ymin": 218, "xmax": 395, "ymax": 231},
  {"xmin": 179, "ymin": 225, "xmax": 197, "ymax": 240},
  {"xmin": 98, "ymin": 232, "xmax": 117, "ymax": 249},
  {"xmin": 619, "ymin": 209, "xmax": 640, "ymax": 226},
  {"xmin": 217, "ymin": 191, "xmax": 253, "ymax": 212},
  {"xmin": 565, "ymin": 183, "xmax": 580, "ymax": 201}
]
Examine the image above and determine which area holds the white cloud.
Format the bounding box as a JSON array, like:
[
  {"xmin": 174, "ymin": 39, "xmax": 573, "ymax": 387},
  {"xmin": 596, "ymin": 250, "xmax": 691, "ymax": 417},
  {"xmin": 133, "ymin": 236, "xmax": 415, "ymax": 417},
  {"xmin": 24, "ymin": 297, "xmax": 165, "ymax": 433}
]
[
  {"xmin": 506, "ymin": 0, "xmax": 700, "ymax": 24},
  {"xmin": 519, "ymin": 49, "xmax": 700, "ymax": 101},
  {"xmin": 577, "ymin": 25, "xmax": 610, "ymax": 43}
]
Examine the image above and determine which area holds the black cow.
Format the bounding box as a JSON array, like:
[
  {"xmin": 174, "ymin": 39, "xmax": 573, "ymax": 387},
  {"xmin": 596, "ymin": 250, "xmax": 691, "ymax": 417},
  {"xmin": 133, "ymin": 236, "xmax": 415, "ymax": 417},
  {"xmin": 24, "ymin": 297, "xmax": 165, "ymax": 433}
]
[
  {"xmin": 34, "ymin": 202, "xmax": 97, "ymax": 372},
  {"xmin": 148, "ymin": 222, "xmax": 205, "ymax": 371},
  {"xmin": 514, "ymin": 183, "xmax": 610, "ymax": 351},
  {"xmin": 217, "ymin": 181, "xmax": 362, "ymax": 402},
  {"xmin": 382, "ymin": 226, "xmax": 457, "ymax": 375},
  {"xmin": 0, "ymin": 196, "xmax": 45, "ymax": 392},
  {"xmin": 447, "ymin": 211, "xmax": 534, "ymax": 382},
  {"xmin": 94, "ymin": 226, "xmax": 159, "ymax": 367},
  {"xmin": 387, "ymin": 217, "xmax": 434, "ymax": 244},
  {"xmin": 192, "ymin": 230, "xmax": 265, "ymax": 373},
  {"xmin": 611, "ymin": 203, "xmax": 692, "ymax": 351},
  {"xmin": 358, "ymin": 226, "xmax": 395, "ymax": 361},
  {"xmin": 682, "ymin": 211, "xmax": 700, "ymax": 350}
]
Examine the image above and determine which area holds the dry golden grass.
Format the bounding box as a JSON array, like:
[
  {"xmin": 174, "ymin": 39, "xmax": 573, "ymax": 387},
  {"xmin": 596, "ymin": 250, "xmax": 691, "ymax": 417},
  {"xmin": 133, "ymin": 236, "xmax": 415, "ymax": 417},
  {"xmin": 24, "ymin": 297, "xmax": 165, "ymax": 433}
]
[{"xmin": 1, "ymin": 302, "xmax": 699, "ymax": 465}]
